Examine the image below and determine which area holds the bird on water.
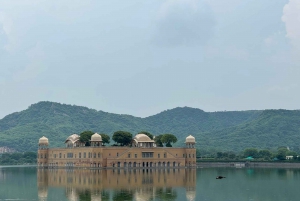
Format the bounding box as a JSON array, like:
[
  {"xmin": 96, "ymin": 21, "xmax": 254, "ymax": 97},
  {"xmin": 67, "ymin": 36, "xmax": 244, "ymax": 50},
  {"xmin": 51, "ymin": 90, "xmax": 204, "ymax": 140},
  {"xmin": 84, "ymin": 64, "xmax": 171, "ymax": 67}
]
[{"xmin": 216, "ymin": 176, "xmax": 226, "ymax": 179}]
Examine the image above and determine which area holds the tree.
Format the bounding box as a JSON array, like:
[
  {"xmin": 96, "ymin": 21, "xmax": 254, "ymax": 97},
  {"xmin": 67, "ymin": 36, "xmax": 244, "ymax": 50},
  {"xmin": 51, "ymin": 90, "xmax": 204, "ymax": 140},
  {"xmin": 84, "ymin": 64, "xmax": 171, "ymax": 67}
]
[
  {"xmin": 154, "ymin": 135, "xmax": 164, "ymax": 147},
  {"xmin": 258, "ymin": 149, "xmax": 272, "ymax": 160},
  {"xmin": 277, "ymin": 147, "xmax": 289, "ymax": 160},
  {"xmin": 100, "ymin": 133, "xmax": 110, "ymax": 145},
  {"xmin": 112, "ymin": 131, "xmax": 132, "ymax": 146},
  {"xmin": 161, "ymin": 134, "xmax": 177, "ymax": 147},
  {"xmin": 79, "ymin": 131, "xmax": 94, "ymax": 146},
  {"xmin": 228, "ymin": 152, "xmax": 236, "ymax": 159},
  {"xmin": 216, "ymin": 152, "xmax": 223, "ymax": 159},
  {"xmin": 287, "ymin": 151, "xmax": 298, "ymax": 160},
  {"xmin": 243, "ymin": 148, "xmax": 259, "ymax": 158},
  {"xmin": 139, "ymin": 131, "xmax": 154, "ymax": 140}
]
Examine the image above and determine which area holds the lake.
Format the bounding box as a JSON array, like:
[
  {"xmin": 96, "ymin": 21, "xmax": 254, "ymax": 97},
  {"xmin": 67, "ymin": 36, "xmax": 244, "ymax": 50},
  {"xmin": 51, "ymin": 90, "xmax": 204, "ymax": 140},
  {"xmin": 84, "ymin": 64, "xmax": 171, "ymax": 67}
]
[{"xmin": 0, "ymin": 166, "xmax": 300, "ymax": 201}]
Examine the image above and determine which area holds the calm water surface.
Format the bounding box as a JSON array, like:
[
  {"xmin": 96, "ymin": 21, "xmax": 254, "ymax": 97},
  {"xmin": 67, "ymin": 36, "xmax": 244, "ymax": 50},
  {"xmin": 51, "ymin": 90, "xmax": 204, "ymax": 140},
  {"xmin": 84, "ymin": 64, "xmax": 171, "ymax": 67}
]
[{"xmin": 0, "ymin": 166, "xmax": 300, "ymax": 201}]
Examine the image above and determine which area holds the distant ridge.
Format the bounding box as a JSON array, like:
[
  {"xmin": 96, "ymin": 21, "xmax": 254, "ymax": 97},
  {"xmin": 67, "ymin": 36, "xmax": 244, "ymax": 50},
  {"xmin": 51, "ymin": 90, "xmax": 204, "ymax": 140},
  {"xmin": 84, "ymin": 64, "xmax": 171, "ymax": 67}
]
[{"xmin": 0, "ymin": 101, "xmax": 299, "ymax": 152}]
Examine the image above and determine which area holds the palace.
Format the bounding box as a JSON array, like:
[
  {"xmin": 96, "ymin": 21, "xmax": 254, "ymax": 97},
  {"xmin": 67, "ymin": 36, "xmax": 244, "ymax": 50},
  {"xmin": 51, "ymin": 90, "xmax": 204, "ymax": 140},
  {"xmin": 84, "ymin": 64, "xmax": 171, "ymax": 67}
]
[{"xmin": 37, "ymin": 133, "xmax": 196, "ymax": 168}]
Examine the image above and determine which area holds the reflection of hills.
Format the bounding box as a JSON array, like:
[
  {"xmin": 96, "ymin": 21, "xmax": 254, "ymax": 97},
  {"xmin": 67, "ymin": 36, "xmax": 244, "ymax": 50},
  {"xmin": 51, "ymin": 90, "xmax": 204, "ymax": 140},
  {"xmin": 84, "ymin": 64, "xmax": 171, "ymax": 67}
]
[{"xmin": 37, "ymin": 168, "xmax": 196, "ymax": 201}]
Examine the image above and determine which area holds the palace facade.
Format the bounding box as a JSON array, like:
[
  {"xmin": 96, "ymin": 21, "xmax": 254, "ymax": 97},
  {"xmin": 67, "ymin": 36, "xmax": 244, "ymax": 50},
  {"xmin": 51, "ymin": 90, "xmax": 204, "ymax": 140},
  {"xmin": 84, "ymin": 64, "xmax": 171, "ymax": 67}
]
[{"xmin": 37, "ymin": 133, "xmax": 196, "ymax": 168}]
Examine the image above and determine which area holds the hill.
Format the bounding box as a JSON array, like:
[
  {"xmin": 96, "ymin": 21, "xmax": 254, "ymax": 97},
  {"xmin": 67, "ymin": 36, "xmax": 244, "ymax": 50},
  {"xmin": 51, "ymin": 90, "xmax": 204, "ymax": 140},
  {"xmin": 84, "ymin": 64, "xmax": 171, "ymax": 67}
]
[
  {"xmin": 195, "ymin": 109, "xmax": 300, "ymax": 152},
  {"xmin": 0, "ymin": 101, "xmax": 299, "ymax": 153}
]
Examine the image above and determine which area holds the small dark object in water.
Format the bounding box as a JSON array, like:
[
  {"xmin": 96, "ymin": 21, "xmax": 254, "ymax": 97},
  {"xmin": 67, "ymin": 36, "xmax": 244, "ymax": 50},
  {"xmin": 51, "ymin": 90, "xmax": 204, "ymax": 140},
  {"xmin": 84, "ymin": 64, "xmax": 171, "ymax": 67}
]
[{"xmin": 216, "ymin": 176, "xmax": 226, "ymax": 179}]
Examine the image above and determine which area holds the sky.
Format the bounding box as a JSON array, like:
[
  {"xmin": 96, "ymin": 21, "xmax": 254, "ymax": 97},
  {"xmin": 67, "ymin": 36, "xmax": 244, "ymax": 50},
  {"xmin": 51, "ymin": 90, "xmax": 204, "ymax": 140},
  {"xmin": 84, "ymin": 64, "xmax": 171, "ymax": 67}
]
[{"xmin": 0, "ymin": 0, "xmax": 299, "ymax": 118}]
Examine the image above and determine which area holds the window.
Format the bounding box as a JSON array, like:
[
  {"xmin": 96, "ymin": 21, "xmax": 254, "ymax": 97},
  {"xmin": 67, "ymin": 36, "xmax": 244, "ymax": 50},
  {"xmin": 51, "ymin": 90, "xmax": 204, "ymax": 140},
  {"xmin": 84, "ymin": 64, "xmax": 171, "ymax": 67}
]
[
  {"xmin": 67, "ymin": 153, "xmax": 73, "ymax": 158},
  {"xmin": 94, "ymin": 153, "xmax": 96, "ymax": 158},
  {"xmin": 164, "ymin": 153, "xmax": 166, "ymax": 158},
  {"xmin": 59, "ymin": 153, "xmax": 62, "ymax": 158},
  {"xmin": 79, "ymin": 153, "xmax": 81, "ymax": 158},
  {"xmin": 117, "ymin": 153, "xmax": 119, "ymax": 157},
  {"xmin": 98, "ymin": 153, "xmax": 101, "ymax": 158},
  {"xmin": 142, "ymin": 152, "xmax": 153, "ymax": 158},
  {"xmin": 189, "ymin": 154, "xmax": 191, "ymax": 158},
  {"xmin": 135, "ymin": 154, "xmax": 137, "ymax": 158},
  {"xmin": 84, "ymin": 152, "xmax": 86, "ymax": 158},
  {"xmin": 158, "ymin": 154, "xmax": 160, "ymax": 158},
  {"xmin": 128, "ymin": 154, "xmax": 131, "ymax": 158}
]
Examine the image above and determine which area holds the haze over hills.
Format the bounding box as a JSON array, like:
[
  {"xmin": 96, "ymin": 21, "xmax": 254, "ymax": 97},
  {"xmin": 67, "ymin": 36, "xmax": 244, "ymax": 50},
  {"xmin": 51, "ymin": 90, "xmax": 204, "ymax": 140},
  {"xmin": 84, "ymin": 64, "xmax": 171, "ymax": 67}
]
[{"xmin": 0, "ymin": 101, "xmax": 299, "ymax": 153}]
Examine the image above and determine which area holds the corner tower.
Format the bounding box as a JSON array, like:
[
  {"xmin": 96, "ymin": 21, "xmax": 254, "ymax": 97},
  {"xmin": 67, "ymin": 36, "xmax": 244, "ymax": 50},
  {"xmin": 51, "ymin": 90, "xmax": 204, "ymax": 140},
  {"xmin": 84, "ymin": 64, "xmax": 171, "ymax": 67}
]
[
  {"xmin": 38, "ymin": 136, "xmax": 49, "ymax": 167},
  {"xmin": 185, "ymin": 135, "xmax": 195, "ymax": 148},
  {"xmin": 185, "ymin": 135, "xmax": 196, "ymax": 167}
]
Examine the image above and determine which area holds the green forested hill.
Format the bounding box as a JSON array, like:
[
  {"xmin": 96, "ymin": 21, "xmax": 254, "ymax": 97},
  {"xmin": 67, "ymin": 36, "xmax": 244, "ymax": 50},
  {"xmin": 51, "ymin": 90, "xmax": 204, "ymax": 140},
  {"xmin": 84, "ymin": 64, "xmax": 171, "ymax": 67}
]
[
  {"xmin": 0, "ymin": 101, "xmax": 299, "ymax": 152},
  {"xmin": 195, "ymin": 110, "xmax": 300, "ymax": 152}
]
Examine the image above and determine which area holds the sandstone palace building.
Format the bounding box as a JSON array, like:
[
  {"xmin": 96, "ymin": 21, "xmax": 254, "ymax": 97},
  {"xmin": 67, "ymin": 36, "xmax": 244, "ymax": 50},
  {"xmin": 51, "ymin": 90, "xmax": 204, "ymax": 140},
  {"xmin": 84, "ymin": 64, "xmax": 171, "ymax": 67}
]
[{"xmin": 37, "ymin": 133, "xmax": 196, "ymax": 168}]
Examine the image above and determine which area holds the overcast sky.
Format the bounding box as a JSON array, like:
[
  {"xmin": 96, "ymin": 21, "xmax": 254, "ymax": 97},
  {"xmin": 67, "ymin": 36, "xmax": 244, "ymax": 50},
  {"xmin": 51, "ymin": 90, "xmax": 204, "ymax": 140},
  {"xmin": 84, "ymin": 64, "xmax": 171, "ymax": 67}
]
[{"xmin": 0, "ymin": 0, "xmax": 299, "ymax": 118}]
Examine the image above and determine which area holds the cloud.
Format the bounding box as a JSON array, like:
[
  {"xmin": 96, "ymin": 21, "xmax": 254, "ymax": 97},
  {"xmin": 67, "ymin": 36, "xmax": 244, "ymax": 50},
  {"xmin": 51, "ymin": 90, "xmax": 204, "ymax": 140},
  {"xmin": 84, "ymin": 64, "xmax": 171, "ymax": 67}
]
[
  {"xmin": 204, "ymin": 0, "xmax": 242, "ymax": 14},
  {"xmin": 13, "ymin": 42, "xmax": 46, "ymax": 82},
  {"xmin": 154, "ymin": 0, "xmax": 215, "ymax": 47},
  {"xmin": 282, "ymin": 0, "xmax": 300, "ymax": 48},
  {"xmin": 0, "ymin": 11, "xmax": 16, "ymax": 52},
  {"xmin": 0, "ymin": 0, "xmax": 92, "ymax": 52},
  {"xmin": 225, "ymin": 46, "xmax": 249, "ymax": 60}
]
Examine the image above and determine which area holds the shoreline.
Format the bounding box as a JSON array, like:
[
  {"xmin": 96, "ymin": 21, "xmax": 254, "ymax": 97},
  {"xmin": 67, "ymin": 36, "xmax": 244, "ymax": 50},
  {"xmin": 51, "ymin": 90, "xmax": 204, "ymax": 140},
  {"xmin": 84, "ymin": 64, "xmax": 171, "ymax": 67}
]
[
  {"xmin": 2, "ymin": 162, "xmax": 300, "ymax": 169},
  {"xmin": 197, "ymin": 161, "xmax": 300, "ymax": 168}
]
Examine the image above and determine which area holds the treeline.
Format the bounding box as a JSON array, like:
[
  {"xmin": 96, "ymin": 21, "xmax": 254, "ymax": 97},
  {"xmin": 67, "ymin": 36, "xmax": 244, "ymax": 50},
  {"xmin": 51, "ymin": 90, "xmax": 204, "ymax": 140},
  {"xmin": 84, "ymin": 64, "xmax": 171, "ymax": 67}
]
[
  {"xmin": 79, "ymin": 130, "xmax": 178, "ymax": 147},
  {"xmin": 0, "ymin": 152, "xmax": 37, "ymax": 165},
  {"xmin": 197, "ymin": 147, "xmax": 300, "ymax": 161},
  {"xmin": 1, "ymin": 101, "xmax": 300, "ymax": 153},
  {"xmin": 0, "ymin": 101, "xmax": 261, "ymax": 152}
]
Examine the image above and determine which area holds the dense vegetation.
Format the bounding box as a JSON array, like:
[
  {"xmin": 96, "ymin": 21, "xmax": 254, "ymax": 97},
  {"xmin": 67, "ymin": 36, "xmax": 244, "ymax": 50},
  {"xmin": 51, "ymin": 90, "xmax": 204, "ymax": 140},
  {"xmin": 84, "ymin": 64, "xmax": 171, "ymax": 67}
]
[
  {"xmin": 0, "ymin": 152, "xmax": 36, "ymax": 165},
  {"xmin": 0, "ymin": 101, "xmax": 299, "ymax": 153},
  {"xmin": 195, "ymin": 110, "xmax": 300, "ymax": 153},
  {"xmin": 199, "ymin": 147, "xmax": 300, "ymax": 162}
]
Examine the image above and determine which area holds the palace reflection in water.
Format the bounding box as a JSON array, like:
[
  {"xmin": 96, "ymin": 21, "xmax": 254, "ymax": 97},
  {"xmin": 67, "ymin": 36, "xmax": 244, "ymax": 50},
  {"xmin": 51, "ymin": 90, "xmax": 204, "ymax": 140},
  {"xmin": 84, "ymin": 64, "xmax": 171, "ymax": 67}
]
[{"xmin": 37, "ymin": 168, "xmax": 196, "ymax": 201}]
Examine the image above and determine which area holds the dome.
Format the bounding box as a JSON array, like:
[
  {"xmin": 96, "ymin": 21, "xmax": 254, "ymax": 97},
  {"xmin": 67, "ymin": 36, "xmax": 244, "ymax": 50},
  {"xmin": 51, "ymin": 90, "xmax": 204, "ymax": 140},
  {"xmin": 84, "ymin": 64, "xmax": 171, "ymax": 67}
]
[
  {"xmin": 38, "ymin": 187, "xmax": 48, "ymax": 201},
  {"xmin": 186, "ymin": 190, "xmax": 196, "ymax": 201},
  {"xmin": 135, "ymin": 190, "xmax": 152, "ymax": 201},
  {"xmin": 91, "ymin": 194, "xmax": 102, "ymax": 201},
  {"xmin": 66, "ymin": 188, "xmax": 78, "ymax": 201},
  {"xmin": 185, "ymin": 135, "xmax": 195, "ymax": 143},
  {"xmin": 39, "ymin": 136, "xmax": 49, "ymax": 145},
  {"xmin": 91, "ymin": 133, "xmax": 102, "ymax": 142},
  {"xmin": 134, "ymin": 134, "xmax": 154, "ymax": 142},
  {"xmin": 65, "ymin": 134, "xmax": 80, "ymax": 143}
]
